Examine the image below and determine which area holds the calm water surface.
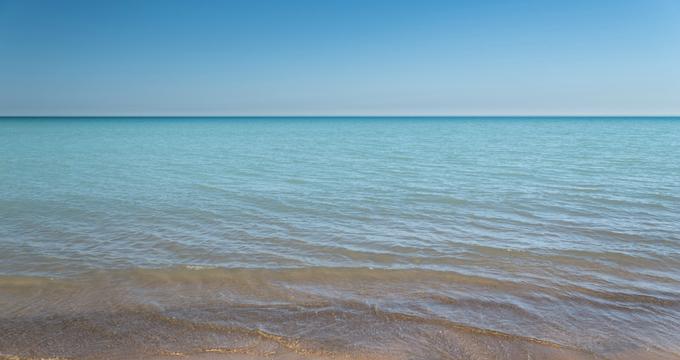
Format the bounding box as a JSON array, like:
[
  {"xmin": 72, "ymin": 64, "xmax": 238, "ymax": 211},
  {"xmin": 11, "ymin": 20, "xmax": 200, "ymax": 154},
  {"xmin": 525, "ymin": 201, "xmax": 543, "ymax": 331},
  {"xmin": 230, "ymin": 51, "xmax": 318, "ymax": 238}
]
[{"xmin": 1, "ymin": 117, "xmax": 679, "ymax": 359}]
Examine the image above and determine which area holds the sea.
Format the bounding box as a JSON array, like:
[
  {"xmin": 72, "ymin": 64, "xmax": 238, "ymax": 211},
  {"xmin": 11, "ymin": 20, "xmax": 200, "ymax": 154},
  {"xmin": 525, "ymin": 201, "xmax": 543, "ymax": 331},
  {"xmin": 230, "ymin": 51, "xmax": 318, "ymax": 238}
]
[{"xmin": 1, "ymin": 117, "xmax": 679, "ymax": 359}]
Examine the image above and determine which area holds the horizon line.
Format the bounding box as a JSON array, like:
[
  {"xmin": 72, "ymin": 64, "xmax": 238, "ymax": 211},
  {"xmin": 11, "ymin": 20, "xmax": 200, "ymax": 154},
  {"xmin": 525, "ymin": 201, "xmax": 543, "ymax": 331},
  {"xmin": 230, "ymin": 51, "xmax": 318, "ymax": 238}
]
[{"xmin": 2, "ymin": 115, "xmax": 680, "ymax": 118}]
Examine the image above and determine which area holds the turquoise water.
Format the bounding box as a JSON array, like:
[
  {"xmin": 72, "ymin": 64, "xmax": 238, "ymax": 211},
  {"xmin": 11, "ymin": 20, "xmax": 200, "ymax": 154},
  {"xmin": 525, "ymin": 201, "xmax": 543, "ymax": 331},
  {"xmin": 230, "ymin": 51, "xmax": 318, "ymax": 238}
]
[{"xmin": 1, "ymin": 117, "xmax": 679, "ymax": 359}]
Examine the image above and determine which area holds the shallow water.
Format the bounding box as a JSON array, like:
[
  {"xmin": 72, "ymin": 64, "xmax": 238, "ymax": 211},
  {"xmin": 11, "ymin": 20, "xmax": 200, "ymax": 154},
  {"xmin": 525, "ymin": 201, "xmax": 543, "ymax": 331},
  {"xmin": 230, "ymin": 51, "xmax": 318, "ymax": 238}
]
[{"xmin": 1, "ymin": 117, "xmax": 679, "ymax": 359}]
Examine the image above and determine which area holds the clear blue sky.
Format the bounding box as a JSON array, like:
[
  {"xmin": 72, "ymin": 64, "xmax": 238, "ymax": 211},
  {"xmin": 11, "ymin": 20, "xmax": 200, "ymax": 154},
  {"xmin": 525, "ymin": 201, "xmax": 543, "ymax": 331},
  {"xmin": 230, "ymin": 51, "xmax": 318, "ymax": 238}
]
[{"xmin": 1, "ymin": 0, "xmax": 679, "ymax": 115}]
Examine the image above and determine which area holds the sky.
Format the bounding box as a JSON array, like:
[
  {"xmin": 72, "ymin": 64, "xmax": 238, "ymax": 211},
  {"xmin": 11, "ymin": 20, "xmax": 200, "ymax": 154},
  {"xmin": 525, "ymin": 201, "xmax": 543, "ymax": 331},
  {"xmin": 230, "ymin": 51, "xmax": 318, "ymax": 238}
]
[{"xmin": 1, "ymin": 0, "xmax": 679, "ymax": 116}]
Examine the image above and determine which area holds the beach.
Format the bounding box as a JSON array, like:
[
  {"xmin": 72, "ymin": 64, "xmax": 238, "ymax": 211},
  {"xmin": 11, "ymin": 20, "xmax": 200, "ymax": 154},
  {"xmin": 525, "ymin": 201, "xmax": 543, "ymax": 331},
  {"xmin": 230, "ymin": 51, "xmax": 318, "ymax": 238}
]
[{"xmin": 1, "ymin": 117, "xmax": 679, "ymax": 359}]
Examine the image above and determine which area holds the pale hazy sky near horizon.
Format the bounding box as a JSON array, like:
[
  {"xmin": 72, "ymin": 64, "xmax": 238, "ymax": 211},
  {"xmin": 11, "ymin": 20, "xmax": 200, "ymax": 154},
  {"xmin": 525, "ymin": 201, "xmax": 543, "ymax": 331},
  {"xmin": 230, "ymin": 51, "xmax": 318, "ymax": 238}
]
[{"xmin": 1, "ymin": 0, "xmax": 679, "ymax": 116}]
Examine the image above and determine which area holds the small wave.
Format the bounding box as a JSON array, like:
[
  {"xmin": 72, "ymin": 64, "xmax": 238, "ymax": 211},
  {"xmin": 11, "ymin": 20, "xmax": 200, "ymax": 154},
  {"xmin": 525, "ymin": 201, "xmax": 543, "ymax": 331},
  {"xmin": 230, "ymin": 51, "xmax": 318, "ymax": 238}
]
[
  {"xmin": 0, "ymin": 302, "xmax": 605, "ymax": 360},
  {"xmin": 1, "ymin": 266, "xmax": 679, "ymax": 359}
]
